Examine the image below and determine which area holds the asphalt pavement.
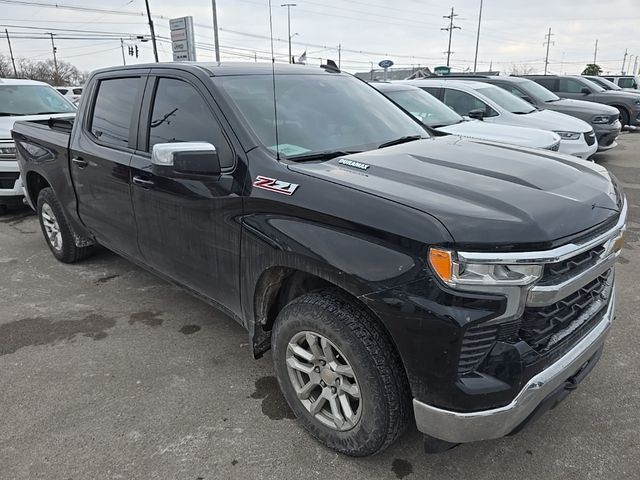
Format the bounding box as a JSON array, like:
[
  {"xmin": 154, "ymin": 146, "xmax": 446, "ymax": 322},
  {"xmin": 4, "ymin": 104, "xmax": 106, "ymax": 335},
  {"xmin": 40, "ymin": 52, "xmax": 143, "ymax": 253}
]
[{"xmin": 1, "ymin": 132, "xmax": 639, "ymax": 479}]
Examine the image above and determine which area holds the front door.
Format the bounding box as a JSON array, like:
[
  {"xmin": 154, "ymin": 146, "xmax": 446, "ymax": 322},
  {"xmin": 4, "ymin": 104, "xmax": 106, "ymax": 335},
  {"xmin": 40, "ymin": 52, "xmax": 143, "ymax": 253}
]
[
  {"xmin": 70, "ymin": 73, "xmax": 147, "ymax": 257},
  {"xmin": 130, "ymin": 72, "xmax": 244, "ymax": 316}
]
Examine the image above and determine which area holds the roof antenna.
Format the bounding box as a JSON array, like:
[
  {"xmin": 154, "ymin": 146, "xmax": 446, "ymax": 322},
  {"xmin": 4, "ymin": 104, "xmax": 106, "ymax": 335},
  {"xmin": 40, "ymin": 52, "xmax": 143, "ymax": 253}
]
[{"xmin": 268, "ymin": 0, "xmax": 280, "ymax": 160}]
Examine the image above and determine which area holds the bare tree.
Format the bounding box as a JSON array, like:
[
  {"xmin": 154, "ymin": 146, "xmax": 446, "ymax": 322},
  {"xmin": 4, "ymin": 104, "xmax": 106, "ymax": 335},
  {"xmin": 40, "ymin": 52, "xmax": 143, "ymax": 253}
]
[
  {"xmin": 509, "ymin": 64, "xmax": 536, "ymax": 76},
  {"xmin": 2, "ymin": 56, "xmax": 88, "ymax": 85}
]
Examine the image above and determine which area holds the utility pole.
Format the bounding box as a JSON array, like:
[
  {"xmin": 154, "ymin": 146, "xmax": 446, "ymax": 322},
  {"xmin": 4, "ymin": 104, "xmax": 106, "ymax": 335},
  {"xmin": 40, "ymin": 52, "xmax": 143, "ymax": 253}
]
[
  {"xmin": 621, "ymin": 48, "xmax": 628, "ymax": 74},
  {"xmin": 120, "ymin": 38, "xmax": 127, "ymax": 66},
  {"xmin": 441, "ymin": 7, "xmax": 461, "ymax": 67},
  {"xmin": 473, "ymin": 0, "xmax": 483, "ymax": 73},
  {"xmin": 211, "ymin": 0, "xmax": 220, "ymax": 62},
  {"xmin": 5, "ymin": 29, "xmax": 17, "ymax": 77},
  {"xmin": 338, "ymin": 43, "xmax": 341, "ymax": 69},
  {"xmin": 633, "ymin": 56, "xmax": 639, "ymax": 75},
  {"xmin": 50, "ymin": 33, "xmax": 59, "ymax": 85},
  {"xmin": 144, "ymin": 0, "xmax": 159, "ymax": 62},
  {"xmin": 543, "ymin": 27, "xmax": 554, "ymax": 75},
  {"xmin": 593, "ymin": 39, "xmax": 598, "ymax": 64},
  {"xmin": 281, "ymin": 3, "xmax": 296, "ymax": 64}
]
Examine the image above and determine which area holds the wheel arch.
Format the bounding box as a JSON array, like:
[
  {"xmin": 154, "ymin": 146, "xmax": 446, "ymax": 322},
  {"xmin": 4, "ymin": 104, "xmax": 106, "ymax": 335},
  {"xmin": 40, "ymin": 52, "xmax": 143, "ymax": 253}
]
[{"xmin": 25, "ymin": 170, "xmax": 51, "ymax": 208}]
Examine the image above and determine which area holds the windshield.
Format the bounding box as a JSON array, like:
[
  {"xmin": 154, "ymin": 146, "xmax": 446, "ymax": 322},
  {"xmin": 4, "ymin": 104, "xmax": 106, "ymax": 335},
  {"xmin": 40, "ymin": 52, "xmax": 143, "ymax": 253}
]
[
  {"xmin": 588, "ymin": 77, "xmax": 620, "ymax": 90},
  {"xmin": 580, "ymin": 78, "xmax": 605, "ymax": 93},
  {"xmin": 383, "ymin": 88, "xmax": 463, "ymax": 127},
  {"xmin": 475, "ymin": 85, "xmax": 536, "ymax": 113},
  {"xmin": 0, "ymin": 85, "xmax": 76, "ymax": 116},
  {"xmin": 518, "ymin": 80, "xmax": 560, "ymax": 102},
  {"xmin": 213, "ymin": 74, "xmax": 426, "ymax": 158}
]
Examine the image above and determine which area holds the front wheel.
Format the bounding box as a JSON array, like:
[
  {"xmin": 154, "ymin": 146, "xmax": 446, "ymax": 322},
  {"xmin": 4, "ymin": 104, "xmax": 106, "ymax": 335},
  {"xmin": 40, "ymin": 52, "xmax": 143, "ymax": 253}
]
[
  {"xmin": 271, "ymin": 291, "xmax": 411, "ymax": 456},
  {"xmin": 37, "ymin": 187, "xmax": 94, "ymax": 263},
  {"xmin": 616, "ymin": 107, "xmax": 630, "ymax": 128}
]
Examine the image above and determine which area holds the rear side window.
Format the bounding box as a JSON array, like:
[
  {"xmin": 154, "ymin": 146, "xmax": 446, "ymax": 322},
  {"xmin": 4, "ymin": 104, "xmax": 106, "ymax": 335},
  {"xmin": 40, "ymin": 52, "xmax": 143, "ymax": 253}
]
[
  {"xmin": 73, "ymin": 88, "xmax": 83, "ymax": 95},
  {"xmin": 148, "ymin": 78, "xmax": 233, "ymax": 169},
  {"xmin": 442, "ymin": 88, "xmax": 498, "ymax": 117},
  {"xmin": 618, "ymin": 78, "xmax": 638, "ymax": 89},
  {"xmin": 90, "ymin": 77, "xmax": 141, "ymax": 148},
  {"xmin": 558, "ymin": 78, "xmax": 585, "ymax": 93},
  {"xmin": 57, "ymin": 88, "xmax": 68, "ymax": 95},
  {"xmin": 420, "ymin": 86, "xmax": 441, "ymax": 99},
  {"xmin": 533, "ymin": 77, "xmax": 556, "ymax": 91}
]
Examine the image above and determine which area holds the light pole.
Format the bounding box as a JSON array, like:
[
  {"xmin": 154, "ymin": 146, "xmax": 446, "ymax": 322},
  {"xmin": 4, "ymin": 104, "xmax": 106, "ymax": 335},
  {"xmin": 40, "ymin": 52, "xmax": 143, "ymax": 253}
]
[
  {"xmin": 281, "ymin": 3, "xmax": 296, "ymax": 64},
  {"xmin": 473, "ymin": 0, "xmax": 483, "ymax": 73},
  {"xmin": 211, "ymin": 0, "xmax": 220, "ymax": 62}
]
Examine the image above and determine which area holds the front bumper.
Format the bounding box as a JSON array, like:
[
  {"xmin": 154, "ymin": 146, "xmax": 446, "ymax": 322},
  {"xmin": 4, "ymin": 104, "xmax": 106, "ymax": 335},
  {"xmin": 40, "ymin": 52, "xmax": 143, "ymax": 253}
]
[
  {"xmin": 413, "ymin": 288, "xmax": 615, "ymax": 443},
  {"xmin": 557, "ymin": 134, "xmax": 598, "ymax": 159},
  {"xmin": 595, "ymin": 120, "xmax": 621, "ymax": 151},
  {"xmin": 0, "ymin": 160, "xmax": 24, "ymax": 204}
]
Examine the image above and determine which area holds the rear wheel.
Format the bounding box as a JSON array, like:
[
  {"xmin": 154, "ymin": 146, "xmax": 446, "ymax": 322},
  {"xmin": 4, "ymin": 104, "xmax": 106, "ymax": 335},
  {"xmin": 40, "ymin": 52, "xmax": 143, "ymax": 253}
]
[
  {"xmin": 37, "ymin": 187, "xmax": 94, "ymax": 263},
  {"xmin": 272, "ymin": 291, "xmax": 411, "ymax": 456}
]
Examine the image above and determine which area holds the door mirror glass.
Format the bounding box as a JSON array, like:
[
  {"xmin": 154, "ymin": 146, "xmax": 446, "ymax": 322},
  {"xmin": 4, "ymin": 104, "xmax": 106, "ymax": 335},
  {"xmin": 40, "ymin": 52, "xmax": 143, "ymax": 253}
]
[
  {"xmin": 151, "ymin": 142, "xmax": 221, "ymax": 176},
  {"xmin": 467, "ymin": 109, "xmax": 485, "ymax": 120}
]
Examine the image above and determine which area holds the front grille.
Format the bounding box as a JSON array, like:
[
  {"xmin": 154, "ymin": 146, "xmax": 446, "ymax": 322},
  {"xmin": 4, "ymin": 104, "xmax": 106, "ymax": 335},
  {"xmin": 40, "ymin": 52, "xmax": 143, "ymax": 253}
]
[
  {"xmin": 539, "ymin": 244, "xmax": 605, "ymax": 284},
  {"xmin": 584, "ymin": 131, "xmax": 596, "ymax": 146},
  {"xmin": 546, "ymin": 141, "xmax": 561, "ymax": 152},
  {"xmin": 0, "ymin": 172, "xmax": 19, "ymax": 189},
  {"xmin": 458, "ymin": 320, "xmax": 521, "ymax": 374},
  {"xmin": 520, "ymin": 270, "xmax": 611, "ymax": 352}
]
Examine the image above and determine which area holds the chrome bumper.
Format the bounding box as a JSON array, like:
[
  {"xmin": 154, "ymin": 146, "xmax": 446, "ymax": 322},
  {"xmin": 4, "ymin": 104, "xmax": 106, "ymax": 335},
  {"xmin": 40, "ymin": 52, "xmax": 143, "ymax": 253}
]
[{"xmin": 413, "ymin": 288, "xmax": 615, "ymax": 444}]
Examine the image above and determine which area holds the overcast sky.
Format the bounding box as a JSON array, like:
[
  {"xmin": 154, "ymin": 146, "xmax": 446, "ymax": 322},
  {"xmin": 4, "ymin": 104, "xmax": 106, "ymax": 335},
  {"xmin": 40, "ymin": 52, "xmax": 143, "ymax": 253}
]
[{"xmin": 1, "ymin": 0, "xmax": 639, "ymax": 76}]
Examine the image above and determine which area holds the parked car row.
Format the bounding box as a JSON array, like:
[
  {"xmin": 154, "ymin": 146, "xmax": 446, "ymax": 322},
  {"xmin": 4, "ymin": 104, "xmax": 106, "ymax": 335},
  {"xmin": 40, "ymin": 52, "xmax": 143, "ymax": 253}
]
[
  {"xmin": 0, "ymin": 78, "xmax": 77, "ymax": 214},
  {"xmin": 54, "ymin": 85, "xmax": 83, "ymax": 104},
  {"xmin": 11, "ymin": 62, "xmax": 627, "ymax": 457}
]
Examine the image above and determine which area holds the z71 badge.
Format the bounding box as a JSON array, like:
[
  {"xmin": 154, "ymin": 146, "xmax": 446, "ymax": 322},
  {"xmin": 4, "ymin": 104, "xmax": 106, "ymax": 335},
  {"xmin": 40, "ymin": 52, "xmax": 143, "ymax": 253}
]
[{"xmin": 253, "ymin": 176, "xmax": 299, "ymax": 195}]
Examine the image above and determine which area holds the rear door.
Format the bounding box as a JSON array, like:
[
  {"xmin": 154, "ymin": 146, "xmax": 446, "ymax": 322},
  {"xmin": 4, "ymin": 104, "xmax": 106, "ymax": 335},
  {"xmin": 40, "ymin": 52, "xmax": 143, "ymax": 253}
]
[
  {"xmin": 70, "ymin": 71, "xmax": 148, "ymax": 257},
  {"xmin": 130, "ymin": 69, "xmax": 244, "ymax": 316}
]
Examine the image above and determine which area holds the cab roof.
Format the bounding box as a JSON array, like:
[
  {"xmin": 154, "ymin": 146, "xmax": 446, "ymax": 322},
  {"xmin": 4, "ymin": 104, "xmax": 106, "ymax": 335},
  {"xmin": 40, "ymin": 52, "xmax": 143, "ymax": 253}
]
[{"xmin": 91, "ymin": 61, "xmax": 341, "ymax": 77}]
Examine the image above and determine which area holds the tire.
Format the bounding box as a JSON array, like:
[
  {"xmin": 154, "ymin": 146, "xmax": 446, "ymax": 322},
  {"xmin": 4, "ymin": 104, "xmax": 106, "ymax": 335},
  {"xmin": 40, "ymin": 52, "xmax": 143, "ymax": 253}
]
[
  {"xmin": 0, "ymin": 204, "xmax": 7, "ymax": 216},
  {"xmin": 616, "ymin": 107, "xmax": 630, "ymax": 128},
  {"xmin": 37, "ymin": 187, "xmax": 94, "ymax": 263},
  {"xmin": 271, "ymin": 291, "xmax": 411, "ymax": 456}
]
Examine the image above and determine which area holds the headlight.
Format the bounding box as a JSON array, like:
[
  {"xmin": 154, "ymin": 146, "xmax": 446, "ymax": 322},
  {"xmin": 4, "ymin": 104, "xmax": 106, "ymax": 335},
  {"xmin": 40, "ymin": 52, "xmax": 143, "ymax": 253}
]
[
  {"xmin": 591, "ymin": 115, "xmax": 610, "ymax": 124},
  {"xmin": 0, "ymin": 142, "xmax": 17, "ymax": 159},
  {"xmin": 554, "ymin": 131, "xmax": 581, "ymax": 140},
  {"xmin": 428, "ymin": 248, "xmax": 543, "ymax": 287}
]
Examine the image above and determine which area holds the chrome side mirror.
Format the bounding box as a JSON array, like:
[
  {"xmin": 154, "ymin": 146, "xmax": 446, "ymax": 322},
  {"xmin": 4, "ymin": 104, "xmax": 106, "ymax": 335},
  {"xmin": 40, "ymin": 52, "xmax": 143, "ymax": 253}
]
[{"xmin": 151, "ymin": 142, "xmax": 220, "ymax": 176}]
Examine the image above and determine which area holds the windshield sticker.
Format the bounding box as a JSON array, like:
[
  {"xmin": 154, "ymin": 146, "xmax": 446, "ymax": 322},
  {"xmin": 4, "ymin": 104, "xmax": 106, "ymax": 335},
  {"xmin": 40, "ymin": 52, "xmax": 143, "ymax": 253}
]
[
  {"xmin": 269, "ymin": 144, "xmax": 312, "ymax": 156},
  {"xmin": 253, "ymin": 176, "xmax": 299, "ymax": 196},
  {"xmin": 338, "ymin": 159, "xmax": 370, "ymax": 170}
]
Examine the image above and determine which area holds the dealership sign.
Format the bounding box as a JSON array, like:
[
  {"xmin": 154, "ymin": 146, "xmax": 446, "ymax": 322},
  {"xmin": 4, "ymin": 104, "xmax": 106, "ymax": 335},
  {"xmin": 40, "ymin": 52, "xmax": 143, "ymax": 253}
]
[{"xmin": 170, "ymin": 16, "xmax": 196, "ymax": 62}]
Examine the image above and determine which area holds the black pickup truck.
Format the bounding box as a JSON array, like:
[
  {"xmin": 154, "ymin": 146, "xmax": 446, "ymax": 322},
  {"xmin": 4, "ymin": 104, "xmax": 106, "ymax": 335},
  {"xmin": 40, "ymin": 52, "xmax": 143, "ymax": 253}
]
[{"xmin": 13, "ymin": 62, "xmax": 627, "ymax": 456}]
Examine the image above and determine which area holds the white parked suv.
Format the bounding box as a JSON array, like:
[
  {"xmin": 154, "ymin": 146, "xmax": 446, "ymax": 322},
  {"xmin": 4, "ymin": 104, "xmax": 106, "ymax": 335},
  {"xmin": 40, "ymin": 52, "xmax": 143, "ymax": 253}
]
[
  {"xmin": 401, "ymin": 79, "xmax": 598, "ymax": 159},
  {"xmin": 372, "ymin": 83, "xmax": 561, "ymax": 151},
  {"xmin": 0, "ymin": 78, "xmax": 76, "ymax": 213},
  {"xmin": 55, "ymin": 85, "xmax": 83, "ymax": 104}
]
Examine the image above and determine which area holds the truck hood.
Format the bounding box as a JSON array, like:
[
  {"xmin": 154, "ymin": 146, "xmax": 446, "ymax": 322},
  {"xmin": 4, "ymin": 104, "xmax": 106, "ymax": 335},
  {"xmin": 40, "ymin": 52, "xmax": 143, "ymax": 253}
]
[
  {"xmin": 547, "ymin": 98, "xmax": 619, "ymax": 117},
  {"xmin": 0, "ymin": 113, "xmax": 74, "ymax": 140},
  {"xmin": 599, "ymin": 90, "xmax": 640, "ymax": 101},
  {"xmin": 288, "ymin": 136, "xmax": 621, "ymax": 248},
  {"xmin": 437, "ymin": 121, "xmax": 559, "ymax": 149}
]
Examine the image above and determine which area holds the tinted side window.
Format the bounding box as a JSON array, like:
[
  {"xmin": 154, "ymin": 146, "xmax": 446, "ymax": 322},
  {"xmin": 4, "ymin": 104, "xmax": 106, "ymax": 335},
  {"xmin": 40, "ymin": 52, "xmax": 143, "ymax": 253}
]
[
  {"xmin": 534, "ymin": 77, "xmax": 556, "ymax": 91},
  {"xmin": 73, "ymin": 88, "xmax": 83, "ymax": 95},
  {"xmin": 558, "ymin": 78, "xmax": 585, "ymax": 93},
  {"xmin": 148, "ymin": 78, "xmax": 233, "ymax": 169},
  {"xmin": 619, "ymin": 78, "xmax": 637, "ymax": 88},
  {"xmin": 504, "ymin": 85, "xmax": 532, "ymax": 103},
  {"xmin": 420, "ymin": 87, "xmax": 442, "ymax": 99},
  {"xmin": 90, "ymin": 77, "xmax": 141, "ymax": 147},
  {"xmin": 442, "ymin": 88, "xmax": 498, "ymax": 117},
  {"xmin": 57, "ymin": 88, "xmax": 68, "ymax": 95}
]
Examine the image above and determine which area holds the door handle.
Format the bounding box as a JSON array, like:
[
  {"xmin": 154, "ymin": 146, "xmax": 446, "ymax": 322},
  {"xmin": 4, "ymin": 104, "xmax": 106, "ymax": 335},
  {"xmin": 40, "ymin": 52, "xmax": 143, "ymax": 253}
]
[
  {"xmin": 132, "ymin": 176, "xmax": 155, "ymax": 188},
  {"xmin": 71, "ymin": 157, "xmax": 88, "ymax": 168}
]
